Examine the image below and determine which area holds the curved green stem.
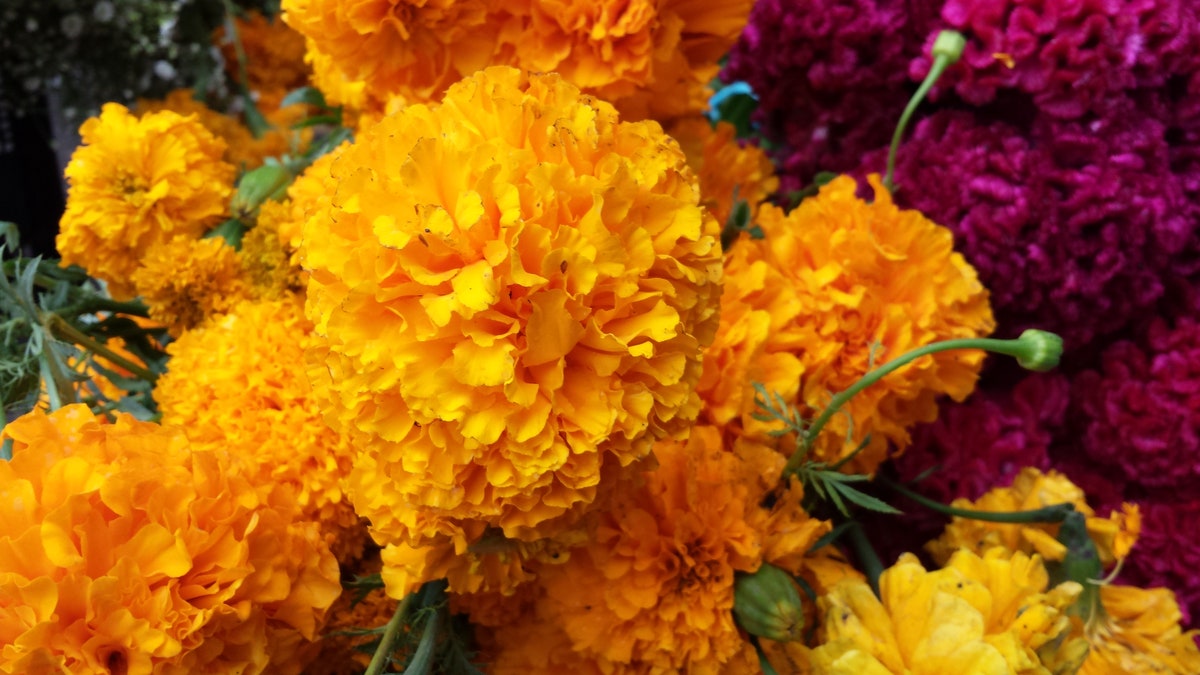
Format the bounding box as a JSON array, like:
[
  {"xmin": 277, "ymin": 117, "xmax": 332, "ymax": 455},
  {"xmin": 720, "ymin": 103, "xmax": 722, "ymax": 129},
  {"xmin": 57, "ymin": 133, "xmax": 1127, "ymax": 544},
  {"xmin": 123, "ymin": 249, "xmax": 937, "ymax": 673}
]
[
  {"xmin": 880, "ymin": 477, "xmax": 1075, "ymax": 523},
  {"xmin": 45, "ymin": 314, "xmax": 157, "ymax": 383},
  {"xmin": 785, "ymin": 336, "xmax": 1034, "ymax": 477},
  {"xmin": 365, "ymin": 593, "xmax": 414, "ymax": 675},
  {"xmin": 882, "ymin": 56, "xmax": 951, "ymax": 192}
]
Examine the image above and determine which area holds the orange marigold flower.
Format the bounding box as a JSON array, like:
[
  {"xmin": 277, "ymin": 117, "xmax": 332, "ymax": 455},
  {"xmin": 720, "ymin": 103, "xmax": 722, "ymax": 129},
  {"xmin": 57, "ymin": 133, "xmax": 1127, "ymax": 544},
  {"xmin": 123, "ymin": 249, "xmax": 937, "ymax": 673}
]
[
  {"xmin": 928, "ymin": 467, "xmax": 1139, "ymax": 567},
  {"xmin": 668, "ymin": 117, "xmax": 780, "ymax": 230},
  {"xmin": 1078, "ymin": 584, "xmax": 1200, "ymax": 675},
  {"xmin": 0, "ymin": 405, "xmax": 341, "ymax": 675},
  {"xmin": 809, "ymin": 550, "xmax": 1083, "ymax": 675},
  {"xmin": 154, "ymin": 296, "xmax": 365, "ymax": 562},
  {"xmin": 282, "ymin": 0, "xmax": 515, "ymax": 106},
  {"xmin": 517, "ymin": 0, "xmax": 755, "ymax": 121},
  {"xmin": 515, "ymin": 426, "xmax": 826, "ymax": 673},
  {"xmin": 215, "ymin": 10, "xmax": 310, "ymax": 102},
  {"xmin": 131, "ymin": 236, "xmax": 251, "ymax": 336},
  {"xmin": 56, "ymin": 104, "xmax": 235, "ymax": 299},
  {"xmin": 137, "ymin": 89, "xmax": 309, "ymax": 170},
  {"xmin": 698, "ymin": 174, "xmax": 995, "ymax": 474},
  {"xmin": 303, "ymin": 68, "xmax": 722, "ymax": 554},
  {"xmin": 303, "ymin": 38, "xmax": 406, "ymax": 130}
]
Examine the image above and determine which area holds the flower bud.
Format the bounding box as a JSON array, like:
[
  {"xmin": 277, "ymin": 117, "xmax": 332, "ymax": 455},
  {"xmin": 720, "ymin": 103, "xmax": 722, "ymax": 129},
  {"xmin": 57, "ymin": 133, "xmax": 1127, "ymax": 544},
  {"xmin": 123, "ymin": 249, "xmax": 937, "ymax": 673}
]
[
  {"xmin": 1014, "ymin": 329, "xmax": 1064, "ymax": 372},
  {"xmin": 932, "ymin": 30, "xmax": 966, "ymax": 65},
  {"xmin": 231, "ymin": 164, "xmax": 292, "ymax": 219},
  {"xmin": 733, "ymin": 563, "xmax": 806, "ymax": 642}
]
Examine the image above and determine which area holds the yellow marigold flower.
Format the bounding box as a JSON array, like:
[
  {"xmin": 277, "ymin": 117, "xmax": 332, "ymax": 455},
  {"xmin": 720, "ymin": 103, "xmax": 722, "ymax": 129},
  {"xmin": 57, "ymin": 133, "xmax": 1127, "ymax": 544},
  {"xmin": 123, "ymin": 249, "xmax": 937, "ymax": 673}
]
[
  {"xmin": 698, "ymin": 174, "xmax": 995, "ymax": 474},
  {"xmin": 215, "ymin": 10, "xmax": 310, "ymax": 102},
  {"xmin": 132, "ymin": 236, "xmax": 251, "ymax": 336},
  {"xmin": 304, "ymin": 67, "xmax": 722, "ymax": 553},
  {"xmin": 282, "ymin": 0, "xmax": 515, "ymax": 106},
  {"xmin": 516, "ymin": 0, "xmax": 754, "ymax": 121},
  {"xmin": 928, "ymin": 467, "xmax": 1137, "ymax": 567},
  {"xmin": 1078, "ymin": 584, "xmax": 1200, "ymax": 675},
  {"xmin": 154, "ymin": 296, "xmax": 365, "ymax": 562},
  {"xmin": 56, "ymin": 104, "xmax": 235, "ymax": 299},
  {"xmin": 0, "ymin": 405, "xmax": 341, "ymax": 675},
  {"xmin": 809, "ymin": 550, "xmax": 1082, "ymax": 675},
  {"xmin": 668, "ymin": 117, "xmax": 780, "ymax": 229}
]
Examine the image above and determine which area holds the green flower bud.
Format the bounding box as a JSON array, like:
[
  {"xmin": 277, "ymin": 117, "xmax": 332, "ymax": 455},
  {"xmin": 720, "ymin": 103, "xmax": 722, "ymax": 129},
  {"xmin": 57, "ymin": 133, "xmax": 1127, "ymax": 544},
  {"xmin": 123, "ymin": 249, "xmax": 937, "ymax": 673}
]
[
  {"xmin": 932, "ymin": 30, "xmax": 966, "ymax": 66},
  {"xmin": 733, "ymin": 563, "xmax": 806, "ymax": 642},
  {"xmin": 1014, "ymin": 329, "xmax": 1064, "ymax": 372},
  {"xmin": 231, "ymin": 164, "xmax": 292, "ymax": 220}
]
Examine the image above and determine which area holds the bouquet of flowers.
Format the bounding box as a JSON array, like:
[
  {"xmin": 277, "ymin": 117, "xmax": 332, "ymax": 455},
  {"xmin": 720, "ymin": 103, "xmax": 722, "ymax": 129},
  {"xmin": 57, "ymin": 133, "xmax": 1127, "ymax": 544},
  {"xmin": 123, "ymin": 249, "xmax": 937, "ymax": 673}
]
[{"xmin": 3, "ymin": 1, "xmax": 1199, "ymax": 673}]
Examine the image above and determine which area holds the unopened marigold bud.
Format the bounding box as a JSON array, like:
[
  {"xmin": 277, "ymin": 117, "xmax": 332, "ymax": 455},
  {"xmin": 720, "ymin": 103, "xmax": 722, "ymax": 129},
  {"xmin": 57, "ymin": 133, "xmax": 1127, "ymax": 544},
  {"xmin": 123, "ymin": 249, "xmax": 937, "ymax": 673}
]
[
  {"xmin": 733, "ymin": 563, "xmax": 805, "ymax": 642},
  {"xmin": 932, "ymin": 30, "xmax": 966, "ymax": 65},
  {"xmin": 1014, "ymin": 329, "xmax": 1064, "ymax": 372}
]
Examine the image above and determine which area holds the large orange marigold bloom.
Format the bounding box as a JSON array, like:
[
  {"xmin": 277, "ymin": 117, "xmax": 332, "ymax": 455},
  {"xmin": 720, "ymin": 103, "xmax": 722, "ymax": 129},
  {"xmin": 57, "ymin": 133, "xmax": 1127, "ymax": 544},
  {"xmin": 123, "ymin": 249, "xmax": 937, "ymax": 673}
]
[
  {"xmin": 0, "ymin": 406, "xmax": 341, "ymax": 675},
  {"xmin": 517, "ymin": 0, "xmax": 754, "ymax": 121},
  {"xmin": 154, "ymin": 296, "xmax": 365, "ymax": 562},
  {"xmin": 489, "ymin": 426, "xmax": 828, "ymax": 673},
  {"xmin": 303, "ymin": 67, "xmax": 722, "ymax": 553},
  {"xmin": 698, "ymin": 174, "xmax": 995, "ymax": 474},
  {"xmin": 282, "ymin": 0, "xmax": 514, "ymax": 105},
  {"xmin": 56, "ymin": 104, "xmax": 235, "ymax": 299}
]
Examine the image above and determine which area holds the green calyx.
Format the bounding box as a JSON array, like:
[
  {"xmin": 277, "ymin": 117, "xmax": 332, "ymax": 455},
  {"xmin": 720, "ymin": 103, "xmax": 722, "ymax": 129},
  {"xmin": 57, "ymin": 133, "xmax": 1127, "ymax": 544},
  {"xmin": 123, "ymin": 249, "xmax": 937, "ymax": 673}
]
[{"xmin": 733, "ymin": 563, "xmax": 806, "ymax": 642}]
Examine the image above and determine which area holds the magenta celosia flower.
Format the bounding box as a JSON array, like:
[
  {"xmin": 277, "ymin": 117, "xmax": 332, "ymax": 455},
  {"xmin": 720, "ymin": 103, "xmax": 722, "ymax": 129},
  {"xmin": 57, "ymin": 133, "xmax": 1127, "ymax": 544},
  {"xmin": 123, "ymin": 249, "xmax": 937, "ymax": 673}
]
[
  {"xmin": 913, "ymin": 0, "xmax": 1200, "ymax": 119},
  {"xmin": 1120, "ymin": 498, "xmax": 1200, "ymax": 626},
  {"xmin": 722, "ymin": 0, "xmax": 938, "ymax": 188},
  {"xmin": 894, "ymin": 373, "xmax": 1068, "ymax": 503},
  {"xmin": 1073, "ymin": 318, "xmax": 1200, "ymax": 490},
  {"xmin": 863, "ymin": 104, "xmax": 1192, "ymax": 347}
]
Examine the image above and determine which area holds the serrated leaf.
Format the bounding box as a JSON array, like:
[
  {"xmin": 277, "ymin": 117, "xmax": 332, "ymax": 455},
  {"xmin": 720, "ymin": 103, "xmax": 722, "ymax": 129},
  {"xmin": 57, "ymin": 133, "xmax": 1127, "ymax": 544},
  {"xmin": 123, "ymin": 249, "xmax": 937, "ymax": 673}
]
[
  {"xmin": 402, "ymin": 607, "xmax": 441, "ymax": 675},
  {"xmin": 828, "ymin": 481, "xmax": 902, "ymax": 515}
]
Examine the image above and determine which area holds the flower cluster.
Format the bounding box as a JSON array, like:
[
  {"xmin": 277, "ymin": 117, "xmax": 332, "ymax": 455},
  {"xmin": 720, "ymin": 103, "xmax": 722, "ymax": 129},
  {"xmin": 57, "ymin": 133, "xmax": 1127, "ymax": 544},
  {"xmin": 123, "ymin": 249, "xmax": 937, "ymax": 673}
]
[
  {"xmin": 721, "ymin": 0, "xmax": 936, "ymax": 189},
  {"xmin": 303, "ymin": 68, "xmax": 722, "ymax": 568},
  {"xmin": 485, "ymin": 427, "xmax": 831, "ymax": 673},
  {"xmin": 698, "ymin": 174, "xmax": 994, "ymax": 473},
  {"xmin": 282, "ymin": 0, "xmax": 753, "ymax": 120},
  {"xmin": 0, "ymin": 405, "xmax": 341, "ymax": 674},
  {"xmin": 55, "ymin": 103, "xmax": 235, "ymax": 300}
]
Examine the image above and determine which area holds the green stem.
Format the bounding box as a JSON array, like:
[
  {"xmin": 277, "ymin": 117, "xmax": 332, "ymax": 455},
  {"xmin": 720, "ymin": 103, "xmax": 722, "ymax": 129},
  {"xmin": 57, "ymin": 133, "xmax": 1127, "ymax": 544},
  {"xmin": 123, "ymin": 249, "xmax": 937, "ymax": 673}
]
[
  {"xmin": 365, "ymin": 593, "xmax": 414, "ymax": 675},
  {"xmin": 785, "ymin": 336, "xmax": 1035, "ymax": 477},
  {"xmin": 45, "ymin": 315, "xmax": 158, "ymax": 383},
  {"xmin": 882, "ymin": 39, "xmax": 961, "ymax": 193},
  {"xmin": 880, "ymin": 477, "xmax": 1075, "ymax": 523},
  {"xmin": 845, "ymin": 521, "xmax": 884, "ymax": 596},
  {"xmin": 58, "ymin": 297, "xmax": 151, "ymax": 320},
  {"xmin": 220, "ymin": 0, "xmax": 270, "ymax": 138}
]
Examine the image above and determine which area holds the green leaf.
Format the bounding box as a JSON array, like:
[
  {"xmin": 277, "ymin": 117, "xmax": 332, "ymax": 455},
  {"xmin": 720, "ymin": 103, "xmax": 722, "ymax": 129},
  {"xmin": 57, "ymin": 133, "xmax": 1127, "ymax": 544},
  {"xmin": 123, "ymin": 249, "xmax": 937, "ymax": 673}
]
[
  {"xmin": 827, "ymin": 480, "xmax": 902, "ymax": 515},
  {"xmin": 1, "ymin": 438, "xmax": 13, "ymax": 461},
  {"xmin": 292, "ymin": 114, "xmax": 343, "ymax": 129},
  {"xmin": 808, "ymin": 521, "xmax": 854, "ymax": 552},
  {"xmin": 402, "ymin": 607, "xmax": 441, "ymax": 675},
  {"xmin": 281, "ymin": 86, "xmax": 330, "ymax": 110},
  {"xmin": 0, "ymin": 222, "xmax": 19, "ymax": 249},
  {"xmin": 203, "ymin": 218, "xmax": 248, "ymax": 250}
]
